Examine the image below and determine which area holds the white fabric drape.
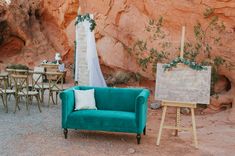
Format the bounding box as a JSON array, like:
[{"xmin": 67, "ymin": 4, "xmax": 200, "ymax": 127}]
[
  {"xmin": 75, "ymin": 15, "xmax": 107, "ymax": 87},
  {"xmin": 74, "ymin": 22, "xmax": 80, "ymax": 82}
]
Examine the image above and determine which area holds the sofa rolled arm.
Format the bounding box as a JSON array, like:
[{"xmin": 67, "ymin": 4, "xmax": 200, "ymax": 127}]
[
  {"xmin": 60, "ymin": 86, "xmax": 78, "ymax": 128},
  {"xmin": 135, "ymin": 89, "xmax": 150, "ymax": 134}
]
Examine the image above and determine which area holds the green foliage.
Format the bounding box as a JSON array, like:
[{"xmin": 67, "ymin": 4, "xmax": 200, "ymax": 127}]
[
  {"xmin": 212, "ymin": 56, "xmax": 225, "ymax": 87},
  {"xmin": 121, "ymin": 42, "xmax": 132, "ymax": 54},
  {"xmin": 213, "ymin": 56, "xmax": 225, "ymax": 67},
  {"xmin": 146, "ymin": 16, "xmax": 165, "ymax": 39},
  {"xmin": 121, "ymin": 8, "xmax": 232, "ymax": 91},
  {"xmin": 113, "ymin": 71, "xmax": 131, "ymax": 84},
  {"xmin": 133, "ymin": 40, "xmax": 147, "ymax": 52},
  {"xmin": 75, "ymin": 14, "xmax": 96, "ymax": 31},
  {"xmin": 182, "ymin": 8, "xmax": 231, "ymax": 89},
  {"xmin": 194, "ymin": 22, "xmax": 204, "ymax": 42},
  {"xmin": 138, "ymin": 57, "xmax": 151, "ymax": 71},
  {"xmin": 201, "ymin": 55, "xmax": 228, "ymax": 94},
  {"xmin": 134, "ymin": 72, "xmax": 142, "ymax": 82},
  {"xmin": 163, "ymin": 57, "xmax": 207, "ymax": 71},
  {"xmin": 189, "ymin": 13, "xmax": 226, "ymax": 60},
  {"xmin": 184, "ymin": 42, "xmax": 201, "ymax": 61},
  {"xmin": 123, "ymin": 16, "xmax": 170, "ymax": 73},
  {"xmin": 106, "ymin": 71, "xmax": 142, "ymax": 86},
  {"xmin": 6, "ymin": 64, "xmax": 29, "ymax": 70},
  {"xmin": 203, "ymin": 7, "xmax": 214, "ymax": 18}
]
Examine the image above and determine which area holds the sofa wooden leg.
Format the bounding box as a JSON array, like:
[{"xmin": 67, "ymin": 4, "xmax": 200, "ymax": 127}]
[
  {"xmin": 143, "ymin": 126, "xmax": 146, "ymax": 135},
  {"xmin": 136, "ymin": 134, "xmax": 141, "ymax": 144},
  {"xmin": 64, "ymin": 129, "xmax": 68, "ymax": 139}
]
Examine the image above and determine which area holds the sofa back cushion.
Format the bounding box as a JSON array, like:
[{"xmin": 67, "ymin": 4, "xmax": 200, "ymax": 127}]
[{"xmin": 78, "ymin": 86, "xmax": 142, "ymax": 112}]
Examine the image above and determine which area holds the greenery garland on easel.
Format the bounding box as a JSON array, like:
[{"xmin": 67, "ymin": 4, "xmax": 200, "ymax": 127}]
[
  {"xmin": 75, "ymin": 13, "xmax": 96, "ymax": 32},
  {"xmin": 163, "ymin": 26, "xmax": 207, "ymax": 72},
  {"xmin": 163, "ymin": 57, "xmax": 207, "ymax": 71}
]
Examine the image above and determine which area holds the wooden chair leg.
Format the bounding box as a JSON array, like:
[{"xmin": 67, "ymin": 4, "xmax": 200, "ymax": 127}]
[
  {"xmin": 14, "ymin": 96, "xmax": 18, "ymax": 113},
  {"xmin": 48, "ymin": 91, "xmax": 55, "ymax": 105},
  {"xmin": 36, "ymin": 95, "xmax": 42, "ymax": 113},
  {"xmin": 136, "ymin": 134, "xmax": 141, "ymax": 144},
  {"xmin": 51, "ymin": 92, "xmax": 56, "ymax": 105},
  {"xmin": 1, "ymin": 95, "xmax": 6, "ymax": 112},
  {"xmin": 41, "ymin": 89, "xmax": 44, "ymax": 104},
  {"xmin": 156, "ymin": 105, "xmax": 167, "ymax": 145},
  {"xmin": 14, "ymin": 94, "xmax": 20, "ymax": 111},
  {"xmin": 29, "ymin": 96, "xmax": 33, "ymax": 105},
  {"xmin": 55, "ymin": 92, "xmax": 58, "ymax": 105},
  {"xmin": 26, "ymin": 96, "xmax": 30, "ymax": 115},
  {"xmin": 5, "ymin": 94, "xmax": 8, "ymax": 113},
  {"xmin": 191, "ymin": 108, "xmax": 198, "ymax": 148},
  {"xmin": 8, "ymin": 94, "xmax": 11, "ymax": 101},
  {"xmin": 48, "ymin": 91, "xmax": 51, "ymax": 107}
]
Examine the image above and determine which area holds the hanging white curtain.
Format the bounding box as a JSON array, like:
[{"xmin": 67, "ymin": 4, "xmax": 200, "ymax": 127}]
[
  {"xmin": 74, "ymin": 22, "xmax": 80, "ymax": 83},
  {"xmin": 75, "ymin": 14, "xmax": 107, "ymax": 87}
]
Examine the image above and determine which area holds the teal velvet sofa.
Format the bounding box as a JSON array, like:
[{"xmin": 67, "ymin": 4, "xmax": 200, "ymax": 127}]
[{"xmin": 60, "ymin": 86, "xmax": 150, "ymax": 144}]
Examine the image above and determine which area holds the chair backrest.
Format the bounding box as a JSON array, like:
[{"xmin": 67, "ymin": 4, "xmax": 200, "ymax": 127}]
[
  {"xmin": 6, "ymin": 69, "xmax": 28, "ymax": 88},
  {"xmin": 0, "ymin": 76, "xmax": 8, "ymax": 93},
  {"xmin": 33, "ymin": 67, "xmax": 45, "ymax": 83},
  {"xmin": 40, "ymin": 64, "xmax": 59, "ymax": 81},
  {"xmin": 11, "ymin": 73, "xmax": 29, "ymax": 95},
  {"xmin": 47, "ymin": 72, "xmax": 64, "ymax": 91}
]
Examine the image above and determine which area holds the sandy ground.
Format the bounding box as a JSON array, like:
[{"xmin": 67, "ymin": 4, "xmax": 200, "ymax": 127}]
[{"xmin": 0, "ymin": 91, "xmax": 235, "ymax": 156}]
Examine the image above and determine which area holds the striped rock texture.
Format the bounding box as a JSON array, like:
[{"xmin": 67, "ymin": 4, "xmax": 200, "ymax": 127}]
[{"xmin": 0, "ymin": 0, "xmax": 235, "ymax": 121}]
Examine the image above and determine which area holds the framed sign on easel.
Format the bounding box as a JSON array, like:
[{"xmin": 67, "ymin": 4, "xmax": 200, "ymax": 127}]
[{"xmin": 155, "ymin": 26, "xmax": 211, "ymax": 148}]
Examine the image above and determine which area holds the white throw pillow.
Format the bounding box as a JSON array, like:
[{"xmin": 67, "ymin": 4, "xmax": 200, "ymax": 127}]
[{"xmin": 74, "ymin": 89, "xmax": 97, "ymax": 110}]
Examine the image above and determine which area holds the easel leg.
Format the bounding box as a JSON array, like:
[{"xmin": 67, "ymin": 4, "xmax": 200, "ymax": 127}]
[
  {"xmin": 174, "ymin": 107, "xmax": 181, "ymax": 136},
  {"xmin": 156, "ymin": 106, "xmax": 167, "ymax": 145},
  {"xmin": 191, "ymin": 108, "xmax": 198, "ymax": 148}
]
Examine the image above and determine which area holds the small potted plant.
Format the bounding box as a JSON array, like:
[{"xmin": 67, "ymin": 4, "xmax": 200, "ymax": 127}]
[{"xmin": 6, "ymin": 64, "xmax": 29, "ymax": 74}]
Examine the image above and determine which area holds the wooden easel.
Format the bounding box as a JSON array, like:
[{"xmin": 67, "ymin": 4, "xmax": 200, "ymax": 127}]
[
  {"xmin": 156, "ymin": 100, "xmax": 198, "ymax": 148},
  {"xmin": 156, "ymin": 27, "xmax": 198, "ymax": 148}
]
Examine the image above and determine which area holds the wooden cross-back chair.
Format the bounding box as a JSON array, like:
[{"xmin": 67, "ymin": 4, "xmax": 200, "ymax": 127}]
[
  {"xmin": 0, "ymin": 77, "xmax": 7, "ymax": 112},
  {"xmin": 46, "ymin": 72, "xmax": 64, "ymax": 106},
  {"xmin": 31, "ymin": 67, "xmax": 49, "ymax": 103},
  {"xmin": 0, "ymin": 73, "xmax": 16, "ymax": 113},
  {"xmin": 7, "ymin": 69, "xmax": 29, "ymax": 101},
  {"xmin": 6, "ymin": 69, "xmax": 29, "ymax": 89},
  {"xmin": 11, "ymin": 73, "xmax": 41, "ymax": 114}
]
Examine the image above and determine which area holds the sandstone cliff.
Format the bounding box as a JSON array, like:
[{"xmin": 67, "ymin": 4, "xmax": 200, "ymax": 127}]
[{"xmin": 0, "ymin": 0, "xmax": 235, "ymax": 121}]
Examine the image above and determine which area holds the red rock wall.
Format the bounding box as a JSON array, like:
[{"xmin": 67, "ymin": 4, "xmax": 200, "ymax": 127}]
[
  {"xmin": 0, "ymin": 0, "xmax": 77, "ymax": 69},
  {"xmin": 0, "ymin": 0, "xmax": 235, "ymax": 120},
  {"xmin": 79, "ymin": 0, "xmax": 235, "ymax": 77},
  {"xmin": 79, "ymin": 0, "xmax": 235, "ymax": 121},
  {"xmin": 1, "ymin": 0, "xmax": 234, "ymax": 78}
]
